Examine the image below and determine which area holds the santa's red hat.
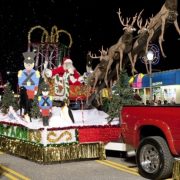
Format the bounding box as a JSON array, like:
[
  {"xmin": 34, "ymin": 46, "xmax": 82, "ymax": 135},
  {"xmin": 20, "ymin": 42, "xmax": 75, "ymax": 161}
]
[{"xmin": 63, "ymin": 57, "xmax": 72, "ymax": 64}]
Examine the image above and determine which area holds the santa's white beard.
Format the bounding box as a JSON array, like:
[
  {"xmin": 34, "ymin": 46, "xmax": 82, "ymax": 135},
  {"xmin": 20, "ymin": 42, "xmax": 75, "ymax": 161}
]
[{"xmin": 63, "ymin": 64, "xmax": 75, "ymax": 74}]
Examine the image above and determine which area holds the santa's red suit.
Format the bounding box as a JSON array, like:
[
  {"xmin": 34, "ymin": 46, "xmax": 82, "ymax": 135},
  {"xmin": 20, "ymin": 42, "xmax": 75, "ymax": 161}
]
[{"xmin": 45, "ymin": 58, "xmax": 83, "ymax": 85}]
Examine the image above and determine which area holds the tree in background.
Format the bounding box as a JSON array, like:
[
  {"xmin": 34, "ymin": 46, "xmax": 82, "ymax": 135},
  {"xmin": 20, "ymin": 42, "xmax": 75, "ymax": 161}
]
[
  {"xmin": 30, "ymin": 81, "xmax": 45, "ymax": 119},
  {"xmin": 107, "ymin": 70, "xmax": 140, "ymax": 122},
  {"xmin": 30, "ymin": 93, "xmax": 41, "ymax": 119},
  {"xmin": 1, "ymin": 83, "xmax": 19, "ymax": 114}
]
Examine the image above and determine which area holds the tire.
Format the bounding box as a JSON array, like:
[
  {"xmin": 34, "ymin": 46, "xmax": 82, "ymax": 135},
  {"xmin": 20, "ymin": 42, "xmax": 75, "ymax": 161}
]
[{"xmin": 136, "ymin": 136, "xmax": 174, "ymax": 179}]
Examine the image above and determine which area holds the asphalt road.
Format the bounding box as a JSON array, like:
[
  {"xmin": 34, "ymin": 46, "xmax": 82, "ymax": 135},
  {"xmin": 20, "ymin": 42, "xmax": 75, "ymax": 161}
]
[{"xmin": 0, "ymin": 150, "xmax": 148, "ymax": 180}]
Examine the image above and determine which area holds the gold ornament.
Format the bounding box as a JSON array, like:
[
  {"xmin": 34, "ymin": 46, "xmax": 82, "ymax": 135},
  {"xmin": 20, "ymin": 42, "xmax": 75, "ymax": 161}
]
[
  {"xmin": 28, "ymin": 130, "xmax": 42, "ymax": 143},
  {"xmin": 47, "ymin": 131, "xmax": 72, "ymax": 143}
]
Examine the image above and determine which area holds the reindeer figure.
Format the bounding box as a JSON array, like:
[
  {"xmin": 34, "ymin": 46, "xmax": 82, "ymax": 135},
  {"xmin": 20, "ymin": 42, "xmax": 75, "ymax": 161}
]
[
  {"xmin": 131, "ymin": 10, "xmax": 151, "ymax": 74},
  {"xmin": 88, "ymin": 47, "xmax": 109, "ymax": 90},
  {"xmin": 131, "ymin": 0, "xmax": 179, "ymax": 74},
  {"xmin": 144, "ymin": 0, "xmax": 180, "ymax": 58},
  {"xmin": 104, "ymin": 9, "xmax": 137, "ymax": 86}
]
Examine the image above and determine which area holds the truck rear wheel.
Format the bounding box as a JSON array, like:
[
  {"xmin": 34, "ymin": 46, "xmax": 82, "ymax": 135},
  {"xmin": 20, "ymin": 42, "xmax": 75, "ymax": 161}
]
[{"xmin": 136, "ymin": 136, "xmax": 174, "ymax": 179}]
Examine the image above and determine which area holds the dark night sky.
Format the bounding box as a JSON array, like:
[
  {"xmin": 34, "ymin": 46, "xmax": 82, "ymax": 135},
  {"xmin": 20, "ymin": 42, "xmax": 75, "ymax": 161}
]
[{"xmin": 0, "ymin": 0, "xmax": 180, "ymax": 87}]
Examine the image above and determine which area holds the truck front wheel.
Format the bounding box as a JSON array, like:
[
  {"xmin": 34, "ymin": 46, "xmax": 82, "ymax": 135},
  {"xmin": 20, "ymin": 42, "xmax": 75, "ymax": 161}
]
[{"xmin": 136, "ymin": 136, "xmax": 174, "ymax": 179}]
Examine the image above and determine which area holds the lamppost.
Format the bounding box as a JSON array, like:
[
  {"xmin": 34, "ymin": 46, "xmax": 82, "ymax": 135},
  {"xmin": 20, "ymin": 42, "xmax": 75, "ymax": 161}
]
[
  {"xmin": 141, "ymin": 44, "xmax": 160, "ymax": 104},
  {"xmin": 147, "ymin": 50, "xmax": 154, "ymax": 103}
]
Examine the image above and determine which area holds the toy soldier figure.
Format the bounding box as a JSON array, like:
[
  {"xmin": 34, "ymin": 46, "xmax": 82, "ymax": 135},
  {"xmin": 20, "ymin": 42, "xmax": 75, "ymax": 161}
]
[
  {"xmin": 18, "ymin": 52, "xmax": 40, "ymax": 120},
  {"xmin": 38, "ymin": 83, "xmax": 53, "ymax": 126}
]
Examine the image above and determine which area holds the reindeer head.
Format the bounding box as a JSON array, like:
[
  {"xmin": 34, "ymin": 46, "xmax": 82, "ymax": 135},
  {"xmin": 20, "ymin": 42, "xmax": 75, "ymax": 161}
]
[
  {"xmin": 89, "ymin": 46, "xmax": 108, "ymax": 61},
  {"xmin": 137, "ymin": 10, "xmax": 150, "ymax": 34},
  {"xmin": 99, "ymin": 46, "xmax": 108, "ymax": 59},
  {"xmin": 117, "ymin": 8, "xmax": 137, "ymax": 33}
]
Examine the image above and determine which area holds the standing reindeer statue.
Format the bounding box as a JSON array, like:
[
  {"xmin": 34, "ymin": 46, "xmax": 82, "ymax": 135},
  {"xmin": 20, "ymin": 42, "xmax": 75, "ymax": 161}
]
[{"xmin": 104, "ymin": 9, "xmax": 138, "ymax": 86}]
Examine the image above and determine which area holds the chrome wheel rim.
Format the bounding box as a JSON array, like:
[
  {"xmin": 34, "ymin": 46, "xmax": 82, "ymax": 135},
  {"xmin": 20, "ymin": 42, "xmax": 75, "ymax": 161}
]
[{"xmin": 140, "ymin": 144, "xmax": 160, "ymax": 173}]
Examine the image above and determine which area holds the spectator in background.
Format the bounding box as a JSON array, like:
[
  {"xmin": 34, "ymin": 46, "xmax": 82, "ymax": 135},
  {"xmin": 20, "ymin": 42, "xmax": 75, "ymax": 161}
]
[
  {"xmin": 146, "ymin": 100, "xmax": 150, "ymax": 105},
  {"xmin": 164, "ymin": 100, "xmax": 168, "ymax": 105},
  {"xmin": 157, "ymin": 100, "xmax": 162, "ymax": 105}
]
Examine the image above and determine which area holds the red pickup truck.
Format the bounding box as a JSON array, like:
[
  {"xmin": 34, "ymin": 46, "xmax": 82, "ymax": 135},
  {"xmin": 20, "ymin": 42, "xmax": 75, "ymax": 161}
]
[{"xmin": 121, "ymin": 105, "xmax": 180, "ymax": 179}]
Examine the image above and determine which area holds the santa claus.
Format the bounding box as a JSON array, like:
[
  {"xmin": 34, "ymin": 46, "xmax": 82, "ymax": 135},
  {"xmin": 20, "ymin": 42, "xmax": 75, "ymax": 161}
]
[{"xmin": 45, "ymin": 57, "xmax": 84, "ymax": 85}]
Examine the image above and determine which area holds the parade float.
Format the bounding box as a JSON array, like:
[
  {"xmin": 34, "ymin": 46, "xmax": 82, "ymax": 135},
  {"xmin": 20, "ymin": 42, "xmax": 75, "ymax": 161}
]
[
  {"xmin": 0, "ymin": 106, "xmax": 120, "ymax": 163},
  {"xmin": 1, "ymin": 0, "xmax": 178, "ymax": 164},
  {"xmin": 0, "ymin": 25, "xmax": 121, "ymax": 163}
]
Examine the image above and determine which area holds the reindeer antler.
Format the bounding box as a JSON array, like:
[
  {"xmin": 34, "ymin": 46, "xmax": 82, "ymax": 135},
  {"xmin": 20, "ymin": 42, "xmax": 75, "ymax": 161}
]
[
  {"xmin": 131, "ymin": 12, "xmax": 138, "ymax": 26},
  {"xmin": 99, "ymin": 46, "xmax": 108, "ymax": 56},
  {"xmin": 136, "ymin": 9, "xmax": 151, "ymax": 34},
  {"xmin": 117, "ymin": 8, "xmax": 138, "ymax": 28},
  {"xmin": 137, "ymin": 9, "xmax": 144, "ymax": 28},
  {"xmin": 117, "ymin": 8, "xmax": 127, "ymax": 27},
  {"xmin": 89, "ymin": 53, "xmax": 99, "ymax": 59}
]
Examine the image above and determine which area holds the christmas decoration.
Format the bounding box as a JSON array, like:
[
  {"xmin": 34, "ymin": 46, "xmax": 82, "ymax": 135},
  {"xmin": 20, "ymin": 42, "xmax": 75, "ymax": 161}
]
[
  {"xmin": 0, "ymin": 0, "xmax": 179, "ymax": 166},
  {"xmin": 53, "ymin": 72, "xmax": 70, "ymax": 101},
  {"xmin": 30, "ymin": 94, "xmax": 41, "ymax": 119},
  {"xmin": 69, "ymin": 85, "xmax": 92, "ymax": 101},
  {"xmin": 38, "ymin": 83, "xmax": 53, "ymax": 126},
  {"xmin": 0, "ymin": 83, "xmax": 18, "ymax": 114},
  {"xmin": 172, "ymin": 159, "xmax": 180, "ymax": 180},
  {"xmin": 28, "ymin": 25, "xmax": 72, "ymax": 69},
  {"xmin": 45, "ymin": 57, "xmax": 85, "ymax": 101},
  {"xmin": 45, "ymin": 57, "xmax": 84, "ymax": 85},
  {"xmin": 60, "ymin": 100, "xmax": 75, "ymax": 124},
  {"xmin": 100, "ymin": 97, "xmax": 111, "ymax": 113},
  {"xmin": 18, "ymin": 51, "xmax": 40, "ymax": 120},
  {"xmin": 0, "ymin": 135, "xmax": 106, "ymax": 163},
  {"xmin": 0, "ymin": 94, "xmax": 121, "ymax": 163},
  {"xmin": 107, "ymin": 70, "xmax": 140, "ymax": 122},
  {"xmin": 0, "ymin": 106, "xmax": 120, "ymax": 143},
  {"xmin": 18, "ymin": 51, "xmax": 40, "ymax": 100}
]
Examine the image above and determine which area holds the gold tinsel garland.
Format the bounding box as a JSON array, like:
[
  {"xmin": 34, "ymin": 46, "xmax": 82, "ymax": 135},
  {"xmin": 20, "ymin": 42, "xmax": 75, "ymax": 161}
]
[
  {"xmin": 0, "ymin": 136, "xmax": 106, "ymax": 163},
  {"xmin": 172, "ymin": 159, "xmax": 180, "ymax": 180}
]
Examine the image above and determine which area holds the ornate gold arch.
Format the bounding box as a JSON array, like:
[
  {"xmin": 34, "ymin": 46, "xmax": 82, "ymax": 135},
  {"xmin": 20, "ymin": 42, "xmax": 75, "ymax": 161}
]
[
  {"xmin": 57, "ymin": 29, "xmax": 73, "ymax": 48},
  {"xmin": 50, "ymin": 25, "xmax": 58, "ymax": 43},
  {"xmin": 28, "ymin": 25, "xmax": 73, "ymax": 48},
  {"xmin": 28, "ymin": 25, "xmax": 49, "ymax": 44}
]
